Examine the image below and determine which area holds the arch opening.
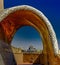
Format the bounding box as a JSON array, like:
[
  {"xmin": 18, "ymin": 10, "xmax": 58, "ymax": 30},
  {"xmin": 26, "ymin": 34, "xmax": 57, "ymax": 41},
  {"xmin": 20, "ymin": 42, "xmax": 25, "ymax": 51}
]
[
  {"xmin": 0, "ymin": 5, "xmax": 59, "ymax": 65},
  {"xmin": 1, "ymin": 10, "xmax": 55, "ymax": 55},
  {"xmin": 11, "ymin": 26, "xmax": 43, "ymax": 64},
  {"xmin": 0, "ymin": 10, "xmax": 55, "ymax": 65},
  {"xmin": 11, "ymin": 26, "xmax": 43, "ymax": 50}
]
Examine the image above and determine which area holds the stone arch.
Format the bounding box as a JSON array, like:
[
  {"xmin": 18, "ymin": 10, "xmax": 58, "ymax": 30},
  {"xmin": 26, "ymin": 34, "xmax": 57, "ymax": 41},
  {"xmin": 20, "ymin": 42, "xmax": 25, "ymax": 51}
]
[{"xmin": 0, "ymin": 5, "xmax": 59, "ymax": 65}]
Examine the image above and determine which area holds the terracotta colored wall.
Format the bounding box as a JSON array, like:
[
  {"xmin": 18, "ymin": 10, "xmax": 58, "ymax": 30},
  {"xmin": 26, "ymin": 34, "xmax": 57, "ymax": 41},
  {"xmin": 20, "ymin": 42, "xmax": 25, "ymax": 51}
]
[
  {"xmin": 13, "ymin": 53, "xmax": 45, "ymax": 64},
  {"xmin": 23, "ymin": 53, "xmax": 45, "ymax": 64},
  {"xmin": 23, "ymin": 53, "xmax": 40, "ymax": 63}
]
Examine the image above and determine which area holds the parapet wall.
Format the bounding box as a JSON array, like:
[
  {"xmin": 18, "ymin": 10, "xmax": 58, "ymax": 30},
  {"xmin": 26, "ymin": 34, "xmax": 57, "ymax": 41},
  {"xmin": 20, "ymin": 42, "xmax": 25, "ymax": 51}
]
[{"xmin": 13, "ymin": 52, "xmax": 44, "ymax": 64}]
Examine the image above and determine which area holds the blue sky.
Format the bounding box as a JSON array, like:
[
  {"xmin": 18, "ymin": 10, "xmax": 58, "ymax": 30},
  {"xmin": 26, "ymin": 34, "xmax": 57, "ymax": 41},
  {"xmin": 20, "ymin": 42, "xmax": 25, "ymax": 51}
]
[
  {"xmin": 11, "ymin": 26, "xmax": 43, "ymax": 50},
  {"xmin": 4, "ymin": 0, "xmax": 60, "ymax": 49}
]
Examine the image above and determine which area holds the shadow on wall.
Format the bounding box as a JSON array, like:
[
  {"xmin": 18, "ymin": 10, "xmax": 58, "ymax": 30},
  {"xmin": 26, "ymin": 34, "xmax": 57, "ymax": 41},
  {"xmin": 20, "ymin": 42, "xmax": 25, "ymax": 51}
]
[
  {"xmin": 23, "ymin": 52, "xmax": 48, "ymax": 65},
  {"xmin": 33, "ymin": 53, "xmax": 46, "ymax": 65},
  {"xmin": 0, "ymin": 24, "xmax": 17, "ymax": 65},
  {"xmin": 0, "ymin": 40, "xmax": 17, "ymax": 65}
]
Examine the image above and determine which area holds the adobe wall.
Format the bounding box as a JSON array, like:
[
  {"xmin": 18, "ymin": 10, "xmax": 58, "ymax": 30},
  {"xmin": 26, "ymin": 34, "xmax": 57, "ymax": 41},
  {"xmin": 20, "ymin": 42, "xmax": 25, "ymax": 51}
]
[
  {"xmin": 13, "ymin": 52, "xmax": 44, "ymax": 64},
  {"xmin": 13, "ymin": 53, "xmax": 23, "ymax": 64},
  {"xmin": 23, "ymin": 53, "xmax": 45, "ymax": 64}
]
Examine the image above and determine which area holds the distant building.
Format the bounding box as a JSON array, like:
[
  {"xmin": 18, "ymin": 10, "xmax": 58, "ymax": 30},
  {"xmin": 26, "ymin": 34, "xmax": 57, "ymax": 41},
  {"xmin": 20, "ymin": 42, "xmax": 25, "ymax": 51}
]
[
  {"xmin": 27, "ymin": 45, "xmax": 37, "ymax": 52},
  {"xmin": 11, "ymin": 46, "xmax": 22, "ymax": 53}
]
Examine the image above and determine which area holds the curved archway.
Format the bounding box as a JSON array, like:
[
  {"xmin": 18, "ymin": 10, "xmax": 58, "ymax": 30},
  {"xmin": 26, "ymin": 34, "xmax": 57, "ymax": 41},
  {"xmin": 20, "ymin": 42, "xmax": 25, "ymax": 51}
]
[
  {"xmin": 11, "ymin": 26, "xmax": 43, "ymax": 50},
  {"xmin": 0, "ymin": 5, "xmax": 59, "ymax": 65},
  {"xmin": 11, "ymin": 26, "xmax": 43, "ymax": 64}
]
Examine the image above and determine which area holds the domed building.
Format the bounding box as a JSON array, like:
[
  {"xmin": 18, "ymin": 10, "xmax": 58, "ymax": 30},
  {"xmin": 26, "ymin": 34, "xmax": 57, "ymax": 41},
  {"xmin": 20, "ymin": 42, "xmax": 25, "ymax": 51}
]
[{"xmin": 27, "ymin": 45, "xmax": 37, "ymax": 52}]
